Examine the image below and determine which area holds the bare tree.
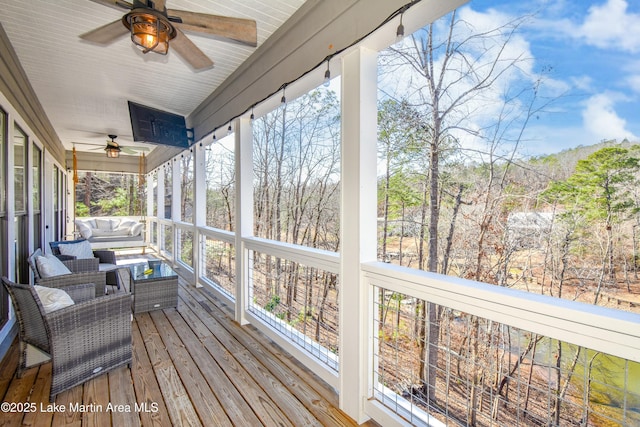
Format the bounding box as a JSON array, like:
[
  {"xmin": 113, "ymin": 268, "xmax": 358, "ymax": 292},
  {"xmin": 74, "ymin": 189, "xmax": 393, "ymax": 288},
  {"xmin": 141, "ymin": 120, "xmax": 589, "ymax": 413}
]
[{"xmin": 379, "ymin": 7, "xmax": 549, "ymax": 415}]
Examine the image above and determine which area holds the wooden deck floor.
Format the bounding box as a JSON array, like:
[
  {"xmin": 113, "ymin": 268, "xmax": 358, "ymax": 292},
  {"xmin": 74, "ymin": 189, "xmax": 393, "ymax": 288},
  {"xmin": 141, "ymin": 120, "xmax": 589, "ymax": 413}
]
[{"xmin": 0, "ymin": 274, "xmax": 364, "ymax": 426}]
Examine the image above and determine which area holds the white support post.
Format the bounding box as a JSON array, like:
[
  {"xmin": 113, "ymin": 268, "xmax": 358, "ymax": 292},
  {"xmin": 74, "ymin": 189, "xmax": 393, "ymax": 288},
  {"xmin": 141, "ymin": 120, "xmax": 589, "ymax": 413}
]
[
  {"xmin": 156, "ymin": 167, "xmax": 165, "ymax": 252},
  {"xmin": 339, "ymin": 46, "xmax": 378, "ymax": 423},
  {"xmin": 235, "ymin": 117, "xmax": 253, "ymax": 325},
  {"xmin": 171, "ymin": 158, "xmax": 181, "ymax": 266},
  {"xmin": 193, "ymin": 143, "xmax": 206, "ymax": 287},
  {"xmin": 156, "ymin": 167, "xmax": 165, "ymax": 220},
  {"xmin": 146, "ymin": 168, "xmax": 154, "ymax": 247}
]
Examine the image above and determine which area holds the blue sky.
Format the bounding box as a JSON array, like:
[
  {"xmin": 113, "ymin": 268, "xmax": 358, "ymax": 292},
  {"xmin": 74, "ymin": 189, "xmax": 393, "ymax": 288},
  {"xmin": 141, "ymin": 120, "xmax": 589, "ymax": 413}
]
[{"xmin": 466, "ymin": 0, "xmax": 640, "ymax": 156}]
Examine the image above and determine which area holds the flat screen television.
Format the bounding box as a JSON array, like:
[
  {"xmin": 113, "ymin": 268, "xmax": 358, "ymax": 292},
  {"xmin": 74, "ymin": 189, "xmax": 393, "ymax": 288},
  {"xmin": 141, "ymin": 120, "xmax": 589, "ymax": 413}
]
[{"xmin": 128, "ymin": 101, "xmax": 190, "ymax": 148}]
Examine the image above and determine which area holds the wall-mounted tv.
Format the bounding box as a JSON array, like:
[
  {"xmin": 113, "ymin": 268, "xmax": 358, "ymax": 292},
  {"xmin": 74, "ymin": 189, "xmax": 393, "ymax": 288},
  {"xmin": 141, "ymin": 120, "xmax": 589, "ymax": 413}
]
[{"xmin": 128, "ymin": 101, "xmax": 190, "ymax": 148}]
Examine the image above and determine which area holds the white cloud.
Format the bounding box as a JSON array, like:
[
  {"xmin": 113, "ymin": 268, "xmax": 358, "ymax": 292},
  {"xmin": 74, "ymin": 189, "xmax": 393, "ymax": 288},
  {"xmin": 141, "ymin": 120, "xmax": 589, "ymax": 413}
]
[
  {"xmin": 581, "ymin": 93, "xmax": 637, "ymax": 141},
  {"xmin": 574, "ymin": 0, "xmax": 640, "ymax": 52},
  {"xmin": 570, "ymin": 75, "xmax": 593, "ymax": 91},
  {"xmin": 622, "ymin": 60, "xmax": 640, "ymax": 94},
  {"xmin": 627, "ymin": 75, "xmax": 640, "ymax": 93}
]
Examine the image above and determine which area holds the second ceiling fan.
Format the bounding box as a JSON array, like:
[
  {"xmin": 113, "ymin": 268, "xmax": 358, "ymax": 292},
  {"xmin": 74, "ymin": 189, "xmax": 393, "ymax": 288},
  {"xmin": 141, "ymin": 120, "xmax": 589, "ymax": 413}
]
[{"xmin": 80, "ymin": 0, "xmax": 258, "ymax": 71}]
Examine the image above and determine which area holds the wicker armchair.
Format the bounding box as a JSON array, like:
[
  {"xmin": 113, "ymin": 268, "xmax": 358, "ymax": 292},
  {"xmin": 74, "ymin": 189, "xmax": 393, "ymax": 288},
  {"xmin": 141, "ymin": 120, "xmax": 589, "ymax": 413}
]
[
  {"xmin": 2, "ymin": 277, "xmax": 132, "ymax": 402},
  {"xmin": 49, "ymin": 240, "xmax": 121, "ymax": 290},
  {"xmin": 28, "ymin": 249, "xmax": 107, "ymax": 296}
]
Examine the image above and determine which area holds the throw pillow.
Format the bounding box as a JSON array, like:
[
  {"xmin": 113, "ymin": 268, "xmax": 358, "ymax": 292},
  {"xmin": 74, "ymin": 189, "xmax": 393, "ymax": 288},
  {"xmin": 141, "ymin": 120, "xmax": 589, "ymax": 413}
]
[
  {"xmin": 130, "ymin": 223, "xmax": 144, "ymax": 236},
  {"xmin": 34, "ymin": 285, "xmax": 75, "ymax": 313},
  {"xmin": 117, "ymin": 220, "xmax": 137, "ymax": 231},
  {"xmin": 95, "ymin": 218, "xmax": 112, "ymax": 230},
  {"xmin": 36, "ymin": 254, "xmax": 72, "ymax": 278},
  {"xmin": 76, "ymin": 221, "xmax": 93, "ymax": 239},
  {"xmin": 58, "ymin": 240, "xmax": 94, "ymax": 259}
]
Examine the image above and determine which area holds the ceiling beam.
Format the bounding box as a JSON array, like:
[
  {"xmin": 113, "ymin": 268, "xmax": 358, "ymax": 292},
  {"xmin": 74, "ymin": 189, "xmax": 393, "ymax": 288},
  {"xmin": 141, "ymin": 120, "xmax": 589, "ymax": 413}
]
[{"xmin": 66, "ymin": 150, "xmax": 143, "ymax": 175}]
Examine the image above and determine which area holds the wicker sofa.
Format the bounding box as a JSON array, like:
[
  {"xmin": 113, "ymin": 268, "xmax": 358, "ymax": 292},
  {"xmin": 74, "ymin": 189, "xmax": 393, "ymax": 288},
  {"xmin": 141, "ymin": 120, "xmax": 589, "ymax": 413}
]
[{"xmin": 74, "ymin": 216, "xmax": 146, "ymax": 250}]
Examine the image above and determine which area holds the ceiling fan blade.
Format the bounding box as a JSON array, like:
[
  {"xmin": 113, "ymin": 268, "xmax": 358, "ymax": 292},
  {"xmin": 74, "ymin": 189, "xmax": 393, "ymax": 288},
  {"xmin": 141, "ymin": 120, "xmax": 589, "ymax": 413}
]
[
  {"xmin": 169, "ymin": 10, "xmax": 257, "ymax": 47},
  {"xmin": 121, "ymin": 146, "xmax": 138, "ymax": 155},
  {"xmin": 153, "ymin": 0, "xmax": 166, "ymax": 11},
  {"xmin": 80, "ymin": 19, "xmax": 129, "ymax": 44},
  {"xmin": 171, "ymin": 28, "xmax": 214, "ymax": 71},
  {"xmin": 121, "ymin": 145, "xmax": 151, "ymax": 154},
  {"xmin": 72, "ymin": 142, "xmax": 104, "ymax": 147},
  {"xmin": 87, "ymin": 0, "xmax": 133, "ymax": 12}
]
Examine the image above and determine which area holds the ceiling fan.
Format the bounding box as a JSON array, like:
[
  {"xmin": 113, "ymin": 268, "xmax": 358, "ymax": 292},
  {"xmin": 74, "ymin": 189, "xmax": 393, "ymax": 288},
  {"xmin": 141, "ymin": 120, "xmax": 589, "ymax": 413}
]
[
  {"xmin": 74, "ymin": 135, "xmax": 151, "ymax": 158},
  {"xmin": 80, "ymin": 0, "xmax": 258, "ymax": 71}
]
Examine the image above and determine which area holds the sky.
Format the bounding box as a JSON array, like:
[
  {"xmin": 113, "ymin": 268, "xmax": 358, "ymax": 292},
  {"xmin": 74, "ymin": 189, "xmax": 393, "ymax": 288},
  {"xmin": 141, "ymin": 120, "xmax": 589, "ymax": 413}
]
[{"xmin": 460, "ymin": 0, "xmax": 640, "ymax": 156}]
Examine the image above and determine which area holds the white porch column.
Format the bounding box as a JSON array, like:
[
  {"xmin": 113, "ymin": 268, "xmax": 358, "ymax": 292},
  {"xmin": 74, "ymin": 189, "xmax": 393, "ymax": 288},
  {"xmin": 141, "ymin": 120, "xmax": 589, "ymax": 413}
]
[
  {"xmin": 193, "ymin": 143, "xmax": 206, "ymax": 287},
  {"xmin": 234, "ymin": 117, "xmax": 253, "ymax": 325},
  {"xmin": 155, "ymin": 166, "xmax": 165, "ymax": 253},
  {"xmin": 339, "ymin": 46, "xmax": 378, "ymax": 422},
  {"xmin": 156, "ymin": 167, "xmax": 165, "ymax": 220},
  {"xmin": 171, "ymin": 157, "xmax": 181, "ymax": 266},
  {"xmin": 146, "ymin": 167, "xmax": 154, "ymax": 247}
]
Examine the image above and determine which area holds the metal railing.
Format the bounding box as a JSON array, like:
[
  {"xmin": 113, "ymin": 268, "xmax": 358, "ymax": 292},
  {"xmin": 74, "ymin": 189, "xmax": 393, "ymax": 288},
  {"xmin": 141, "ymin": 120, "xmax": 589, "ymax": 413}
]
[
  {"xmin": 363, "ymin": 261, "xmax": 640, "ymax": 427},
  {"xmin": 199, "ymin": 228, "xmax": 236, "ymax": 299},
  {"xmin": 244, "ymin": 237, "xmax": 340, "ymax": 373}
]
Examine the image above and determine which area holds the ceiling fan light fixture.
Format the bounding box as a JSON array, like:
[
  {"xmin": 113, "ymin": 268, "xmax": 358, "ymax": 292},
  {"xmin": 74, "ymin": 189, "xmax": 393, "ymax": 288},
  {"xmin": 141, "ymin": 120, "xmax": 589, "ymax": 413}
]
[
  {"xmin": 124, "ymin": 8, "xmax": 175, "ymax": 55},
  {"xmin": 105, "ymin": 145, "xmax": 121, "ymax": 158}
]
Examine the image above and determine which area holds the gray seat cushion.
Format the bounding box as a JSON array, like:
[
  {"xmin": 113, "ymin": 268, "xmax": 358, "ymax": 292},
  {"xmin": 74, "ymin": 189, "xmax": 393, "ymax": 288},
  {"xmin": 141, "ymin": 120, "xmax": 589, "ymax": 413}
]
[{"xmin": 99, "ymin": 263, "xmax": 118, "ymax": 272}]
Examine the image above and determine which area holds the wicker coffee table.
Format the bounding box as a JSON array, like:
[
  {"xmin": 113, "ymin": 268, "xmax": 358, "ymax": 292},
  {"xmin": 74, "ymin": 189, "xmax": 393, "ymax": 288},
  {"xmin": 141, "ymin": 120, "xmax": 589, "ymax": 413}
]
[{"xmin": 128, "ymin": 260, "xmax": 178, "ymax": 314}]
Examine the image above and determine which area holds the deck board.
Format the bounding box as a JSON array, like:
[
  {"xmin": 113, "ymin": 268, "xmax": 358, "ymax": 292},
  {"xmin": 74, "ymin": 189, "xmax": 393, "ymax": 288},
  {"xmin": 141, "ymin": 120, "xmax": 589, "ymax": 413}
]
[
  {"xmin": 178, "ymin": 286, "xmax": 325, "ymax": 426},
  {"xmin": 0, "ymin": 273, "xmax": 361, "ymax": 426},
  {"xmin": 136, "ymin": 313, "xmax": 204, "ymax": 427},
  {"xmin": 162, "ymin": 309, "xmax": 279, "ymax": 426},
  {"xmin": 183, "ymin": 285, "xmax": 356, "ymax": 426},
  {"xmin": 82, "ymin": 373, "xmax": 111, "ymax": 427},
  {"xmin": 108, "ymin": 366, "xmax": 140, "ymax": 427},
  {"xmin": 130, "ymin": 322, "xmax": 170, "ymax": 427}
]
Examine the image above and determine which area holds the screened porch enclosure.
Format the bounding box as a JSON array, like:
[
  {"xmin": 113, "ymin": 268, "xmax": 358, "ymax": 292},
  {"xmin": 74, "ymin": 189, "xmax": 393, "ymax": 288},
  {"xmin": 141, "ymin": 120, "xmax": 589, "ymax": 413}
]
[
  {"xmin": 0, "ymin": 0, "xmax": 639, "ymax": 425},
  {"xmin": 140, "ymin": 45, "xmax": 640, "ymax": 426}
]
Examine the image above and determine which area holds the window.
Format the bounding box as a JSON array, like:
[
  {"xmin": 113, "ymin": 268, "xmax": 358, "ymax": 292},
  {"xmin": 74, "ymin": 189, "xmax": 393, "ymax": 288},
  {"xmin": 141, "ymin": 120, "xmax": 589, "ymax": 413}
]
[
  {"xmin": 13, "ymin": 125, "xmax": 28, "ymax": 283},
  {"xmin": 13, "ymin": 125, "xmax": 26, "ymax": 213}
]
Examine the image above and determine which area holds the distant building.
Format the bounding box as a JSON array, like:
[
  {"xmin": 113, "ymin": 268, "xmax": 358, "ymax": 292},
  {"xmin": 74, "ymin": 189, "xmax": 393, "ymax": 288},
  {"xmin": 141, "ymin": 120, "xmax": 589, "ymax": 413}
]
[{"xmin": 506, "ymin": 212, "xmax": 554, "ymax": 249}]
